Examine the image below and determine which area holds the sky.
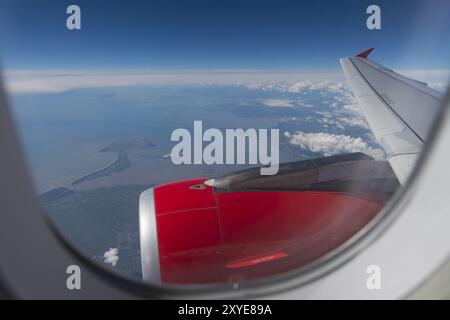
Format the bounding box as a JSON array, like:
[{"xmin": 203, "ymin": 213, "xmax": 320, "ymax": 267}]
[{"xmin": 1, "ymin": 0, "xmax": 450, "ymax": 71}]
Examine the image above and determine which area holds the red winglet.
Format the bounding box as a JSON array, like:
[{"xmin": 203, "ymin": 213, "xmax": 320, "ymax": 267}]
[{"xmin": 356, "ymin": 48, "xmax": 374, "ymax": 59}]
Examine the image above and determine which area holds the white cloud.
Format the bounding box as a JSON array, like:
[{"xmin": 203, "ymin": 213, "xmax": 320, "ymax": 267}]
[
  {"xmin": 286, "ymin": 81, "xmax": 313, "ymax": 93},
  {"xmin": 248, "ymin": 80, "xmax": 349, "ymax": 95},
  {"xmin": 341, "ymin": 103, "xmax": 363, "ymax": 116},
  {"xmin": 251, "ymin": 80, "xmax": 378, "ymax": 150},
  {"xmin": 286, "ymin": 131, "xmax": 384, "ymax": 159},
  {"xmin": 315, "ymin": 112, "xmax": 368, "ymax": 130},
  {"xmin": 259, "ymin": 99, "xmax": 312, "ymax": 108},
  {"xmin": 309, "ymin": 81, "xmax": 346, "ymax": 93},
  {"xmin": 103, "ymin": 248, "xmax": 119, "ymax": 267},
  {"xmin": 339, "ymin": 117, "xmax": 369, "ymax": 129}
]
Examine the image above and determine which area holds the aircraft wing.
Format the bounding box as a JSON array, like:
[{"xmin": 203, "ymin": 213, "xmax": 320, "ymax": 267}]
[{"xmin": 340, "ymin": 48, "xmax": 443, "ymax": 184}]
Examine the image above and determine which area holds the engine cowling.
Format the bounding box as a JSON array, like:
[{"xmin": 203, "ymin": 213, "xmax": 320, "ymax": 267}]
[{"xmin": 139, "ymin": 154, "xmax": 399, "ymax": 285}]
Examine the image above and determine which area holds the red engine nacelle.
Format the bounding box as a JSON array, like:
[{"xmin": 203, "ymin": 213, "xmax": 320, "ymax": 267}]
[{"xmin": 139, "ymin": 153, "xmax": 398, "ymax": 285}]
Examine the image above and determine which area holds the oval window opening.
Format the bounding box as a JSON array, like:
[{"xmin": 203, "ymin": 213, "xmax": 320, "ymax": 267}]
[{"xmin": 1, "ymin": 0, "xmax": 449, "ymax": 289}]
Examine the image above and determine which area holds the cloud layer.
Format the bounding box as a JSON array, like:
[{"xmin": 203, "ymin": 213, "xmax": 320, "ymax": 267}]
[
  {"xmin": 284, "ymin": 131, "xmax": 384, "ymax": 159},
  {"xmin": 4, "ymin": 69, "xmax": 448, "ymax": 94},
  {"xmin": 4, "ymin": 70, "xmax": 344, "ymax": 94}
]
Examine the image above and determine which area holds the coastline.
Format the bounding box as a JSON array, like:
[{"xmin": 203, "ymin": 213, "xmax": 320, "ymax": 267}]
[{"xmin": 72, "ymin": 152, "xmax": 130, "ymax": 186}]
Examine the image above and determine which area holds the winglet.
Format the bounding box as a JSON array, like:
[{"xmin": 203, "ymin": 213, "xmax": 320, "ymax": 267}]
[{"xmin": 356, "ymin": 48, "xmax": 374, "ymax": 59}]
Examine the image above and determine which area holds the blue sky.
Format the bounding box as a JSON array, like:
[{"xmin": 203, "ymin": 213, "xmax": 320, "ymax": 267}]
[{"xmin": 1, "ymin": 0, "xmax": 450, "ymax": 70}]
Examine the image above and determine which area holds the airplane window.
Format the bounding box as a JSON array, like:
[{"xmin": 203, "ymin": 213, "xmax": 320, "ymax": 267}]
[{"xmin": 0, "ymin": 0, "xmax": 449, "ymax": 288}]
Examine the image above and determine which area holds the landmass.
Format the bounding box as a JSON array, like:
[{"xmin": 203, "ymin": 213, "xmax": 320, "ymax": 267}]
[
  {"xmin": 72, "ymin": 138, "xmax": 156, "ymax": 186},
  {"xmin": 40, "ymin": 184, "xmax": 152, "ymax": 279}
]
